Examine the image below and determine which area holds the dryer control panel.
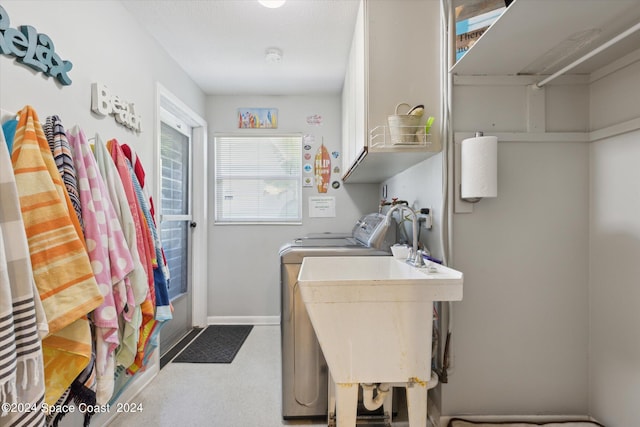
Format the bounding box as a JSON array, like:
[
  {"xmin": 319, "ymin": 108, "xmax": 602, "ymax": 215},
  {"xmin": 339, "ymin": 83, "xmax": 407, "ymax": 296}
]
[{"xmin": 352, "ymin": 213, "xmax": 396, "ymax": 251}]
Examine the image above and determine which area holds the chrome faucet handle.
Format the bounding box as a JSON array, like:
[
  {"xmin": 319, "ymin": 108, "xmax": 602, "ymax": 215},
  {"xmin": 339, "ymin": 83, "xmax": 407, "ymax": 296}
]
[{"xmin": 405, "ymin": 249, "xmax": 426, "ymax": 267}]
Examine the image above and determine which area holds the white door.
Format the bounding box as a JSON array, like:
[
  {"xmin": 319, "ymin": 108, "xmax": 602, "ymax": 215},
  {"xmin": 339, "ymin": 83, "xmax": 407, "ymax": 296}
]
[{"xmin": 158, "ymin": 111, "xmax": 194, "ymax": 354}]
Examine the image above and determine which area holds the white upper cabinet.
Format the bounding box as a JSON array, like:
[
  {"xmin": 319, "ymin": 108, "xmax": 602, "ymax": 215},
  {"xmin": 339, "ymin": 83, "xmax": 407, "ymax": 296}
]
[
  {"xmin": 341, "ymin": 0, "xmax": 442, "ymax": 184},
  {"xmin": 451, "ymin": 0, "xmax": 640, "ymax": 78},
  {"xmin": 341, "ymin": 0, "xmax": 366, "ymax": 179}
]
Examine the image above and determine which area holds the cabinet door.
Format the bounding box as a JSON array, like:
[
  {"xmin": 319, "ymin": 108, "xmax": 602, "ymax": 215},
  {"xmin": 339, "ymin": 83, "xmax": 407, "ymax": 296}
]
[
  {"xmin": 342, "ymin": 0, "xmax": 366, "ymax": 174},
  {"xmin": 341, "ymin": 44, "xmax": 354, "ymax": 173}
]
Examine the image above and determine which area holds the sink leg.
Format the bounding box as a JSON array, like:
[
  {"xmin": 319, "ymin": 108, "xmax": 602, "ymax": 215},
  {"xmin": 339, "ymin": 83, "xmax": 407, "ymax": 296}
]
[
  {"xmin": 335, "ymin": 382, "xmax": 358, "ymax": 427},
  {"xmin": 328, "ymin": 374, "xmax": 336, "ymax": 424},
  {"xmin": 383, "ymin": 387, "xmax": 393, "ymax": 422},
  {"xmin": 406, "ymin": 382, "xmax": 427, "ymax": 427}
]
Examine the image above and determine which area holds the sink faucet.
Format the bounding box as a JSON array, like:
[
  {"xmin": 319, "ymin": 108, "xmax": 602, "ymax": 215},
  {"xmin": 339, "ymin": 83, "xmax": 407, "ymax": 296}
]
[{"xmin": 385, "ymin": 204, "xmax": 425, "ymax": 267}]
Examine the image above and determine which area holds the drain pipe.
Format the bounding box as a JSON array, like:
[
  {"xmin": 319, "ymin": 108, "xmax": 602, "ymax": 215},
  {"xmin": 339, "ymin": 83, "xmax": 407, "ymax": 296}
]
[
  {"xmin": 362, "ymin": 373, "xmax": 440, "ymax": 411},
  {"xmin": 427, "ymin": 371, "xmax": 440, "ymax": 390},
  {"xmin": 361, "ymin": 383, "xmax": 391, "ymax": 411}
]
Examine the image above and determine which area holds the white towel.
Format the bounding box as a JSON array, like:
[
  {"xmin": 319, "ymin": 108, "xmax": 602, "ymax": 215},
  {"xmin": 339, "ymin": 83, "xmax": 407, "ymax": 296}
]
[{"xmin": 0, "ymin": 120, "xmax": 46, "ymax": 427}]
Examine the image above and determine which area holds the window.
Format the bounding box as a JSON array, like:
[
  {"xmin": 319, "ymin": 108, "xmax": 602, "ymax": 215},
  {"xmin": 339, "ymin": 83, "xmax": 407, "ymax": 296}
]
[{"xmin": 215, "ymin": 134, "xmax": 302, "ymax": 223}]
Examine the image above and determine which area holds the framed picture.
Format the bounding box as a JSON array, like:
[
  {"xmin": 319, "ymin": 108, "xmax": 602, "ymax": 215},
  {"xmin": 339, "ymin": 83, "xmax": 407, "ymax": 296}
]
[{"xmin": 237, "ymin": 108, "xmax": 278, "ymax": 129}]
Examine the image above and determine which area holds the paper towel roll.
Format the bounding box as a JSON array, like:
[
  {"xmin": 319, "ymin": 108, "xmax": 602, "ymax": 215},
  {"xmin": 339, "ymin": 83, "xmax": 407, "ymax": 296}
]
[{"xmin": 461, "ymin": 135, "xmax": 498, "ymax": 199}]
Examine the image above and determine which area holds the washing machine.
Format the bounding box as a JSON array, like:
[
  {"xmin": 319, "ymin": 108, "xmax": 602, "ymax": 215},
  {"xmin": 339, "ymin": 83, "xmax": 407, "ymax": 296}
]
[{"xmin": 279, "ymin": 213, "xmax": 396, "ymax": 419}]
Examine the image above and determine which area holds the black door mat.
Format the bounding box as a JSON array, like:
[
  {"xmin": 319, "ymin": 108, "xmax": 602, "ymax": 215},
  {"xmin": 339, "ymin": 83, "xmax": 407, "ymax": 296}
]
[
  {"xmin": 160, "ymin": 327, "xmax": 203, "ymax": 369},
  {"xmin": 172, "ymin": 325, "xmax": 253, "ymax": 364},
  {"xmin": 448, "ymin": 419, "xmax": 605, "ymax": 427}
]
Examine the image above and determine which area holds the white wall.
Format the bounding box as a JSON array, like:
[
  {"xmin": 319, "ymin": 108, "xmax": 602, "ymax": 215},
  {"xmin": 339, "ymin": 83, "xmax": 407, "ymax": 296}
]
[
  {"xmin": 0, "ymin": 2, "xmax": 206, "ymax": 425},
  {"xmin": 382, "ymin": 52, "xmax": 640, "ymax": 426},
  {"xmin": 393, "ymin": 81, "xmax": 592, "ymax": 416},
  {"xmin": 0, "ymin": 0, "xmax": 206, "ymax": 190},
  {"xmin": 447, "ymin": 139, "xmax": 590, "ymax": 415},
  {"xmin": 444, "ymin": 82, "xmax": 591, "ymax": 415},
  {"xmin": 435, "ymin": 60, "xmax": 640, "ymax": 423},
  {"xmin": 589, "ymin": 130, "xmax": 640, "ymax": 426},
  {"xmin": 381, "ymin": 153, "xmax": 444, "ymax": 260},
  {"xmin": 206, "ymin": 95, "xmax": 379, "ymax": 323},
  {"xmin": 588, "ymin": 58, "xmax": 640, "ymax": 427}
]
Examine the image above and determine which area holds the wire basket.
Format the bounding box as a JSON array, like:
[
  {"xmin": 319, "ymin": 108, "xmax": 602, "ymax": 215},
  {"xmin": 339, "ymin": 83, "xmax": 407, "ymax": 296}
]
[
  {"xmin": 369, "ymin": 126, "xmax": 432, "ymax": 148},
  {"xmin": 387, "ymin": 103, "xmax": 422, "ymax": 145}
]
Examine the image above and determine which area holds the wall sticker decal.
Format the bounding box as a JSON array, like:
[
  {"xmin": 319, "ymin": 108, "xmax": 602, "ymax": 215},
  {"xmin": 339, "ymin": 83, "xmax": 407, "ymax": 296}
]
[
  {"xmin": 314, "ymin": 143, "xmax": 331, "ymax": 193},
  {"xmin": 306, "ymin": 114, "xmax": 323, "ymax": 126}
]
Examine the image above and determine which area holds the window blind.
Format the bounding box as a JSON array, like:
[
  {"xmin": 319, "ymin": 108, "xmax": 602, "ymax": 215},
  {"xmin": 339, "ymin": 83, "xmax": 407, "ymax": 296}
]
[{"xmin": 215, "ymin": 134, "xmax": 302, "ymax": 223}]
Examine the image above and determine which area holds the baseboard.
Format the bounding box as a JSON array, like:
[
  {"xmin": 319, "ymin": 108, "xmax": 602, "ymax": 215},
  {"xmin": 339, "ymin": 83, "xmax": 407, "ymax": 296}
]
[
  {"xmin": 207, "ymin": 315, "xmax": 280, "ymax": 325},
  {"xmin": 440, "ymin": 414, "xmax": 599, "ymax": 426}
]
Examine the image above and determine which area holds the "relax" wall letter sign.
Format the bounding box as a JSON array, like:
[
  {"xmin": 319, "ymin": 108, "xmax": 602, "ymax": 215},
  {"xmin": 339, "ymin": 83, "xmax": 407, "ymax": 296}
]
[{"xmin": 0, "ymin": 5, "xmax": 73, "ymax": 86}]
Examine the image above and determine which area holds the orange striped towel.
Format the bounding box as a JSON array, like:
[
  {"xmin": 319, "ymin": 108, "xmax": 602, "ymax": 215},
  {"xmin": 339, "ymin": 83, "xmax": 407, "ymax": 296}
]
[{"xmin": 12, "ymin": 105, "xmax": 104, "ymax": 404}]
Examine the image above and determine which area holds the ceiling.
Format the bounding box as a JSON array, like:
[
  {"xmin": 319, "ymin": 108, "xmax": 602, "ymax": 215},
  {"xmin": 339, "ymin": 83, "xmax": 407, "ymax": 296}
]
[{"xmin": 121, "ymin": 0, "xmax": 361, "ymax": 96}]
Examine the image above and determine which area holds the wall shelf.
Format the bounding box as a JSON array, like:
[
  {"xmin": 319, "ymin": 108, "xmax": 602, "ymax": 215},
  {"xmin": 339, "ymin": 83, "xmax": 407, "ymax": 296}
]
[
  {"xmin": 342, "ymin": 147, "xmax": 440, "ymax": 183},
  {"xmin": 451, "ymin": 0, "xmax": 640, "ymax": 79}
]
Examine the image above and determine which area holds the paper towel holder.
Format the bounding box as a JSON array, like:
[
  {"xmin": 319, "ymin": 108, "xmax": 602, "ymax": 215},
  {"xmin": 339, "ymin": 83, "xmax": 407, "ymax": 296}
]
[
  {"xmin": 461, "ymin": 192, "xmax": 482, "ymax": 204},
  {"xmin": 460, "ymin": 131, "xmax": 498, "ymax": 204}
]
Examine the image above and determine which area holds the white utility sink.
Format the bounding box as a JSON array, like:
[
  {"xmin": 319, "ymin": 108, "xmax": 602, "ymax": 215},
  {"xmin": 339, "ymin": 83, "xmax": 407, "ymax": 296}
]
[{"xmin": 298, "ymin": 256, "xmax": 463, "ymax": 427}]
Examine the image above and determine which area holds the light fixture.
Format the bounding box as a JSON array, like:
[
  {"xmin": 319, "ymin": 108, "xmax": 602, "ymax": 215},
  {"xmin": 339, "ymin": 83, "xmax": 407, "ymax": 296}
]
[
  {"xmin": 265, "ymin": 47, "xmax": 283, "ymax": 64},
  {"xmin": 258, "ymin": 0, "xmax": 286, "ymax": 8}
]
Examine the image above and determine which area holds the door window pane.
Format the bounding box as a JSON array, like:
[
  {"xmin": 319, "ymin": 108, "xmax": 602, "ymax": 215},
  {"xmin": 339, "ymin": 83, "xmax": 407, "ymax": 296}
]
[
  {"xmin": 160, "ymin": 119, "xmax": 191, "ymax": 300},
  {"xmin": 160, "ymin": 220, "xmax": 188, "ymax": 299},
  {"xmin": 161, "ymin": 122, "xmax": 189, "ymax": 216}
]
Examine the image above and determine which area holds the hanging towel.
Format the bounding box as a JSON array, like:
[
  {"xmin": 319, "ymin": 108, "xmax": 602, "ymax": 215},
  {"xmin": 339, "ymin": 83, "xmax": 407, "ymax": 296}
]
[
  {"xmin": 0, "ymin": 128, "xmax": 46, "ymax": 427},
  {"xmin": 121, "ymin": 144, "xmax": 156, "ymax": 218},
  {"xmin": 48, "ymin": 344, "xmax": 97, "ymax": 427},
  {"xmin": 40, "ymin": 318, "xmax": 93, "ymax": 405},
  {"xmin": 121, "ymin": 144, "xmax": 171, "ymax": 285},
  {"xmin": 106, "ymin": 139, "xmax": 154, "ymax": 298},
  {"xmin": 0, "ymin": 118, "xmax": 48, "ymax": 336},
  {"xmin": 127, "ymin": 158, "xmax": 172, "ymax": 321},
  {"xmin": 126, "ymin": 297, "xmax": 157, "ymax": 375},
  {"xmin": 44, "ymin": 116, "xmax": 83, "ymax": 231},
  {"xmin": 67, "ymin": 126, "xmax": 136, "ymax": 404},
  {"xmin": 11, "ymin": 105, "xmax": 103, "ymax": 405},
  {"xmin": 106, "ymin": 139, "xmax": 156, "ymax": 373},
  {"xmin": 11, "ymin": 106, "xmax": 103, "ymax": 332},
  {"xmin": 2, "ymin": 118, "xmax": 18, "ymax": 153},
  {"xmin": 67, "ymin": 126, "xmax": 133, "ymax": 405},
  {"xmin": 93, "ymin": 136, "xmax": 147, "ymax": 368},
  {"xmin": 67, "ymin": 126, "xmax": 121, "ymax": 359},
  {"xmin": 45, "ymin": 119, "xmax": 97, "ymax": 424}
]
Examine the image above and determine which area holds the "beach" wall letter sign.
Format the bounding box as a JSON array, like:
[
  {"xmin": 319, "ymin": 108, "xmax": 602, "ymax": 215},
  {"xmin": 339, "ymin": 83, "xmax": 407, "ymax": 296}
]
[{"xmin": 91, "ymin": 83, "xmax": 142, "ymax": 133}]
